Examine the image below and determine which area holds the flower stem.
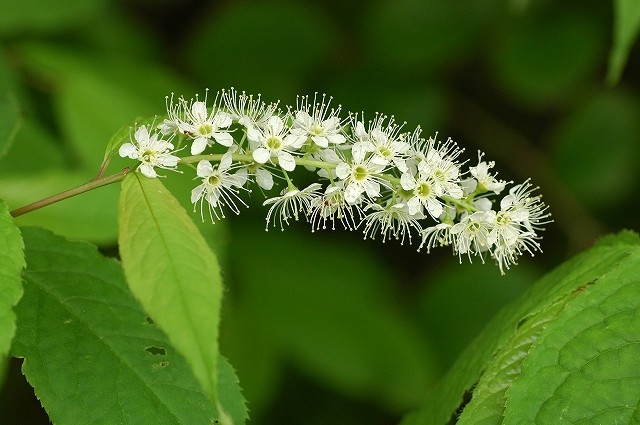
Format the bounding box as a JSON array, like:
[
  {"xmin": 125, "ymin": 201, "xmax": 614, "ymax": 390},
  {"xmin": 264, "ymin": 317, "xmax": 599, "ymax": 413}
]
[
  {"xmin": 179, "ymin": 154, "xmax": 338, "ymax": 171},
  {"xmin": 10, "ymin": 168, "xmax": 132, "ymax": 218}
]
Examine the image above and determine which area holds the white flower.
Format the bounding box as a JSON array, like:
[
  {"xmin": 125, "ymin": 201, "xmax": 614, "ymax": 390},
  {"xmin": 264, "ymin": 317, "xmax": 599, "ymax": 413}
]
[
  {"xmin": 289, "ymin": 93, "xmax": 346, "ymax": 149},
  {"xmin": 335, "ymin": 142, "xmax": 391, "ymax": 204},
  {"xmin": 488, "ymin": 180, "xmax": 551, "ymax": 273},
  {"xmin": 419, "ymin": 223, "xmax": 453, "ymax": 253},
  {"xmin": 248, "ymin": 115, "xmax": 302, "ymax": 172},
  {"xmin": 400, "ymin": 169, "xmax": 444, "ymax": 218},
  {"xmin": 263, "ymin": 183, "xmax": 323, "ymax": 230},
  {"xmin": 254, "ymin": 166, "xmax": 275, "ymax": 190},
  {"xmin": 450, "ymin": 211, "xmax": 495, "ymax": 262},
  {"xmin": 351, "ymin": 115, "xmax": 409, "ymax": 172},
  {"xmin": 119, "ymin": 125, "xmax": 180, "ymax": 178},
  {"xmin": 361, "ymin": 202, "xmax": 422, "ymax": 245},
  {"xmin": 166, "ymin": 91, "xmax": 234, "ymax": 154},
  {"xmin": 500, "ymin": 180, "xmax": 551, "ymax": 233},
  {"xmin": 191, "ymin": 154, "xmax": 248, "ymax": 223},
  {"xmin": 159, "ymin": 93, "xmax": 180, "ymax": 135},
  {"xmin": 223, "ymin": 87, "xmax": 279, "ymax": 131},
  {"xmin": 309, "ymin": 182, "xmax": 363, "ymax": 231},
  {"xmin": 468, "ymin": 151, "xmax": 507, "ymax": 194}
]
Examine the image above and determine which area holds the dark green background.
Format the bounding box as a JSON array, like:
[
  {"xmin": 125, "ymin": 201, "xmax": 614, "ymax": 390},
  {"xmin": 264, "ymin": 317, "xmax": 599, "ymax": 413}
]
[{"xmin": 1, "ymin": 0, "xmax": 638, "ymax": 424}]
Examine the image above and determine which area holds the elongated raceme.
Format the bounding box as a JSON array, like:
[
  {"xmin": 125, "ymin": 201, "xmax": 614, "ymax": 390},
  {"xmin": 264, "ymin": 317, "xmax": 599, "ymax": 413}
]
[{"xmin": 120, "ymin": 87, "xmax": 551, "ymax": 273}]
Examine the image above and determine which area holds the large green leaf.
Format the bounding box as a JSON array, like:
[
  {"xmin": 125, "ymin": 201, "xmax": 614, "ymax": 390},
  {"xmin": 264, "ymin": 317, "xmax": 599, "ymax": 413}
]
[
  {"xmin": 456, "ymin": 296, "xmax": 571, "ymax": 425},
  {"xmin": 607, "ymin": 0, "xmax": 640, "ymax": 86},
  {"xmin": 118, "ymin": 173, "xmax": 243, "ymax": 422},
  {"xmin": 503, "ymin": 248, "xmax": 640, "ymax": 423},
  {"xmin": 0, "ymin": 201, "xmax": 24, "ymax": 357},
  {"xmin": 12, "ymin": 227, "xmax": 218, "ymax": 424},
  {"xmin": 402, "ymin": 231, "xmax": 640, "ymax": 425}
]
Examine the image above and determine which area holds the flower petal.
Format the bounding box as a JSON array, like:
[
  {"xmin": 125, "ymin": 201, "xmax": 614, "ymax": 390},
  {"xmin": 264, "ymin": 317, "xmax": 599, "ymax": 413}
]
[
  {"xmin": 191, "ymin": 138, "xmax": 209, "ymax": 155},
  {"xmin": 253, "ymin": 147, "xmax": 271, "ymax": 164}
]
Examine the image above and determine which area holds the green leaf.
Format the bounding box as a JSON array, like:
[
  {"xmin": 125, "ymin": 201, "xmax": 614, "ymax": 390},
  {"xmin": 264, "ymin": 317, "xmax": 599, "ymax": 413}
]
[
  {"xmin": 118, "ymin": 173, "xmax": 238, "ymax": 421},
  {"xmin": 402, "ymin": 232, "xmax": 640, "ymax": 425},
  {"xmin": 0, "ymin": 201, "xmax": 24, "ymax": 357},
  {"xmin": 607, "ymin": 0, "xmax": 640, "ymax": 86},
  {"xmin": 229, "ymin": 223, "xmax": 438, "ymax": 413},
  {"xmin": 503, "ymin": 249, "xmax": 640, "ymax": 424},
  {"xmin": 217, "ymin": 355, "xmax": 248, "ymax": 425},
  {"xmin": 0, "ymin": 93, "xmax": 21, "ymax": 159},
  {"xmin": 456, "ymin": 296, "xmax": 571, "ymax": 425},
  {"xmin": 12, "ymin": 227, "xmax": 219, "ymax": 424}
]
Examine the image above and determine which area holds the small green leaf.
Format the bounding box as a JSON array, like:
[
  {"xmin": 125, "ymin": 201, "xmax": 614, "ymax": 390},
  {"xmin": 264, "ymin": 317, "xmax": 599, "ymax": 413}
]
[
  {"xmin": 118, "ymin": 173, "xmax": 232, "ymax": 417},
  {"xmin": 607, "ymin": 0, "xmax": 640, "ymax": 86},
  {"xmin": 0, "ymin": 93, "xmax": 21, "ymax": 159},
  {"xmin": 402, "ymin": 232, "xmax": 640, "ymax": 425},
  {"xmin": 12, "ymin": 227, "xmax": 218, "ymax": 424},
  {"xmin": 504, "ymin": 250, "xmax": 640, "ymax": 424},
  {"xmin": 0, "ymin": 201, "xmax": 24, "ymax": 357},
  {"xmin": 102, "ymin": 124, "xmax": 133, "ymax": 167}
]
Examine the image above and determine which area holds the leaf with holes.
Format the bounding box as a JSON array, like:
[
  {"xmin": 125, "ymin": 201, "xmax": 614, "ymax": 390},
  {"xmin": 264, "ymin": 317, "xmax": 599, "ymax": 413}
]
[{"xmin": 12, "ymin": 227, "xmax": 219, "ymax": 424}]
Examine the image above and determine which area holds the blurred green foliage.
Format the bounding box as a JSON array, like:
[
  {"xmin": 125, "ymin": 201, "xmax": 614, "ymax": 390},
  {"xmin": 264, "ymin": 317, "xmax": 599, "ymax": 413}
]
[{"xmin": 1, "ymin": 0, "xmax": 639, "ymax": 424}]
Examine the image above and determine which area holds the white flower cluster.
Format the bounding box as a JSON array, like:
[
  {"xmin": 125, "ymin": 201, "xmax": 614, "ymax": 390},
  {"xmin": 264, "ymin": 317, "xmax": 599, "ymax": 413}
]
[{"xmin": 119, "ymin": 88, "xmax": 551, "ymax": 273}]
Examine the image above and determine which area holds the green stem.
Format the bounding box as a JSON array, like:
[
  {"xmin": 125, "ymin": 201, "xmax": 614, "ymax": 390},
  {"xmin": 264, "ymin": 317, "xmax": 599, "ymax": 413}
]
[
  {"xmin": 179, "ymin": 154, "xmax": 338, "ymax": 171},
  {"xmin": 10, "ymin": 168, "xmax": 132, "ymax": 218}
]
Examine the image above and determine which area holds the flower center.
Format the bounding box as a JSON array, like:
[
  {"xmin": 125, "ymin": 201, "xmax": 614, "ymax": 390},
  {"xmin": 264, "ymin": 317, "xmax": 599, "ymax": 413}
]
[
  {"xmin": 378, "ymin": 146, "xmax": 392, "ymax": 158},
  {"xmin": 207, "ymin": 173, "xmax": 221, "ymax": 187},
  {"xmin": 198, "ymin": 123, "xmax": 213, "ymax": 136},
  {"xmin": 266, "ymin": 136, "xmax": 283, "ymax": 150},
  {"xmin": 417, "ymin": 182, "xmax": 431, "ymax": 198},
  {"xmin": 311, "ymin": 123, "xmax": 323, "ymax": 135},
  {"xmin": 496, "ymin": 212, "xmax": 510, "ymax": 226},
  {"xmin": 353, "ymin": 165, "xmax": 368, "ymax": 181},
  {"xmin": 141, "ymin": 150, "xmax": 155, "ymax": 163}
]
